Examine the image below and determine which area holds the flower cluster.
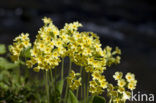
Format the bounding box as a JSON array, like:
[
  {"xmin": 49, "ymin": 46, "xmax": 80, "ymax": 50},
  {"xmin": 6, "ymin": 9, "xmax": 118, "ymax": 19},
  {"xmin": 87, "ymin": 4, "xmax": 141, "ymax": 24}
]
[
  {"xmin": 59, "ymin": 21, "xmax": 122, "ymax": 94},
  {"xmin": 88, "ymin": 46, "xmax": 121, "ymax": 95},
  {"xmin": 89, "ymin": 71, "xmax": 108, "ymax": 95},
  {"xmin": 125, "ymin": 73, "xmax": 137, "ymax": 90},
  {"xmin": 26, "ymin": 17, "xmax": 67, "ymax": 72},
  {"xmin": 67, "ymin": 70, "xmax": 81, "ymax": 90},
  {"xmin": 107, "ymin": 72, "xmax": 137, "ymax": 102},
  {"xmin": 9, "ymin": 17, "xmax": 137, "ymax": 102},
  {"xmin": 9, "ymin": 33, "xmax": 31, "ymax": 62}
]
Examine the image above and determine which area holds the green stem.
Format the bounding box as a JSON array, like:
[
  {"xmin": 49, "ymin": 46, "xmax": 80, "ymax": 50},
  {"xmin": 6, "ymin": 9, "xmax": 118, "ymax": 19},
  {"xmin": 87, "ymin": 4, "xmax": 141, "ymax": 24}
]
[
  {"xmin": 65, "ymin": 58, "xmax": 72, "ymax": 103},
  {"xmin": 55, "ymin": 68, "xmax": 57, "ymax": 87},
  {"xmin": 83, "ymin": 70, "xmax": 86, "ymax": 103},
  {"xmin": 24, "ymin": 57, "xmax": 29, "ymax": 80},
  {"xmin": 80, "ymin": 67, "xmax": 83, "ymax": 100},
  {"xmin": 50, "ymin": 69, "xmax": 54, "ymax": 92},
  {"xmin": 61, "ymin": 58, "xmax": 64, "ymax": 80},
  {"xmin": 17, "ymin": 63, "xmax": 20, "ymax": 82},
  {"xmin": 76, "ymin": 66, "xmax": 83, "ymax": 98},
  {"xmin": 45, "ymin": 71, "xmax": 49, "ymax": 103},
  {"xmin": 54, "ymin": 68, "xmax": 57, "ymax": 103},
  {"xmin": 109, "ymin": 96, "xmax": 112, "ymax": 103},
  {"xmin": 60, "ymin": 58, "xmax": 64, "ymax": 101},
  {"xmin": 69, "ymin": 58, "xmax": 72, "ymax": 72},
  {"xmin": 86, "ymin": 73, "xmax": 90, "ymax": 103}
]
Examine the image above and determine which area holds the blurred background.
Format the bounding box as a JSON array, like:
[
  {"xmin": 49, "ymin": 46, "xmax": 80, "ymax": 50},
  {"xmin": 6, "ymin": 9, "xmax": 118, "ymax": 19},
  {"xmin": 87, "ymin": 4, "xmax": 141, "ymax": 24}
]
[{"xmin": 0, "ymin": 0, "xmax": 156, "ymax": 100}]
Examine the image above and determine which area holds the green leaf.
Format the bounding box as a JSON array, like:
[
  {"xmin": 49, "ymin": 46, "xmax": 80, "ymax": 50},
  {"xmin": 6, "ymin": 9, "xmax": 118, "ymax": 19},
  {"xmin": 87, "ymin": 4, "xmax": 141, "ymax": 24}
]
[
  {"xmin": 0, "ymin": 57, "xmax": 19, "ymax": 70},
  {"xmin": 93, "ymin": 96, "xmax": 106, "ymax": 103},
  {"xmin": 56, "ymin": 79, "xmax": 64, "ymax": 95},
  {"xmin": 67, "ymin": 90, "xmax": 79, "ymax": 103},
  {"xmin": 0, "ymin": 44, "xmax": 6, "ymax": 55},
  {"xmin": 0, "ymin": 82, "xmax": 9, "ymax": 90},
  {"xmin": 23, "ymin": 47, "xmax": 31, "ymax": 58},
  {"xmin": 80, "ymin": 96, "xmax": 94, "ymax": 103}
]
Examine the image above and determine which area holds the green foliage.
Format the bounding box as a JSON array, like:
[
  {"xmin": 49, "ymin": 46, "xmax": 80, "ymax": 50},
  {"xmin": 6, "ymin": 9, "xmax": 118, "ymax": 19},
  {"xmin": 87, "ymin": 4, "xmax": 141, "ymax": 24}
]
[
  {"xmin": 56, "ymin": 79, "xmax": 64, "ymax": 95},
  {"xmin": 0, "ymin": 44, "xmax": 108, "ymax": 103},
  {"xmin": 0, "ymin": 57, "xmax": 19, "ymax": 70},
  {"xmin": 0, "ymin": 45, "xmax": 46, "ymax": 103},
  {"xmin": 80, "ymin": 96, "xmax": 106, "ymax": 103},
  {"xmin": 21, "ymin": 47, "xmax": 31, "ymax": 58},
  {"xmin": 67, "ymin": 90, "xmax": 78, "ymax": 103},
  {"xmin": 80, "ymin": 96, "xmax": 94, "ymax": 103},
  {"xmin": 0, "ymin": 44, "xmax": 6, "ymax": 55},
  {"xmin": 93, "ymin": 96, "xmax": 106, "ymax": 103}
]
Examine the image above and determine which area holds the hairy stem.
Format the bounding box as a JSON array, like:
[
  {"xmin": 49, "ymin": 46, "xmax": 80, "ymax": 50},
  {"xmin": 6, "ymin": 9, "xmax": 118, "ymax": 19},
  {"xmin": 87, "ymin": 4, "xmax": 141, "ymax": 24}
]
[
  {"xmin": 50, "ymin": 69, "xmax": 54, "ymax": 92},
  {"xmin": 45, "ymin": 71, "xmax": 49, "ymax": 103},
  {"xmin": 65, "ymin": 58, "xmax": 72, "ymax": 102},
  {"xmin": 61, "ymin": 58, "xmax": 64, "ymax": 80},
  {"xmin": 86, "ymin": 73, "xmax": 90, "ymax": 103},
  {"xmin": 80, "ymin": 67, "xmax": 83, "ymax": 100},
  {"xmin": 83, "ymin": 70, "xmax": 86, "ymax": 103}
]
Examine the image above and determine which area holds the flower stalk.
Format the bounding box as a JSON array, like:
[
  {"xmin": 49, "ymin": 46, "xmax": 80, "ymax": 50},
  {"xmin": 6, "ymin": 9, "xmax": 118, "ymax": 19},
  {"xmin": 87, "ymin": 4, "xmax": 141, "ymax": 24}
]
[{"xmin": 45, "ymin": 71, "xmax": 50, "ymax": 103}]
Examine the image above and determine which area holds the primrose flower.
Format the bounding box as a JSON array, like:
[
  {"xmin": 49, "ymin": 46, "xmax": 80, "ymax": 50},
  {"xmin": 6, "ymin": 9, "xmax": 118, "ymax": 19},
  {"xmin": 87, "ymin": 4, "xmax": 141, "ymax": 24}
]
[
  {"xmin": 89, "ymin": 86, "xmax": 97, "ymax": 94},
  {"xmin": 125, "ymin": 72, "xmax": 135, "ymax": 82},
  {"xmin": 113, "ymin": 98, "xmax": 122, "ymax": 103},
  {"xmin": 117, "ymin": 79, "xmax": 126, "ymax": 87},
  {"xmin": 113, "ymin": 72, "xmax": 123, "ymax": 80},
  {"xmin": 105, "ymin": 46, "xmax": 121, "ymax": 67},
  {"xmin": 92, "ymin": 71, "xmax": 101, "ymax": 80},
  {"xmin": 67, "ymin": 70, "xmax": 82, "ymax": 91},
  {"xmin": 100, "ymin": 81, "xmax": 108, "ymax": 89},
  {"xmin": 9, "ymin": 33, "xmax": 31, "ymax": 62},
  {"xmin": 109, "ymin": 72, "xmax": 137, "ymax": 102},
  {"xmin": 42, "ymin": 17, "xmax": 52, "ymax": 24},
  {"xmin": 85, "ymin": 66, "xmax": 94, "ymax": 73},
  {"xmin": 117, "ymin": 87, "xmax": 125, "ymax": 93},
  {"xmin": 128, "ymin": 81, "xmax": 137, "ymax": 90},
  {"xmin": 122, "ymin": 91, "xmax": 131, "ymax": 100}
]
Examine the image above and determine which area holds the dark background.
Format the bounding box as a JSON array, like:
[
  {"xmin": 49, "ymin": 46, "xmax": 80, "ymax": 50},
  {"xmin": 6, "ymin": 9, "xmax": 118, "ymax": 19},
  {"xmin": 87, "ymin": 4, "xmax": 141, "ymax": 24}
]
[{"xmin": 0, "ymin": 0, "xmax": 156, "ymax": 101}]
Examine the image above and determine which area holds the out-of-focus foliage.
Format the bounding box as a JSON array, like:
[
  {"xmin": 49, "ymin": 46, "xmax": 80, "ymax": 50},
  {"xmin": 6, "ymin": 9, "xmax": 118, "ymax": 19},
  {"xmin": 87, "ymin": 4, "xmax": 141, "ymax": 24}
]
[
  {"xmin": 0, "ymin": 44, "xmax": 6, "ymax": 55},
  {"xmin": 0, "ymin": 44, "xmax": 46, "ymax": 103}
]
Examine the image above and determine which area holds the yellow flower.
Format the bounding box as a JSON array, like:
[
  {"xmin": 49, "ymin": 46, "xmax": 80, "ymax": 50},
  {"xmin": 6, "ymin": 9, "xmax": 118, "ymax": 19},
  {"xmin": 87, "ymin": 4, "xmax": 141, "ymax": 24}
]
[
  {"xmin": 115, "ymin": 47, "xmax": 121, "ymax": 55},
  {"xmin": 9, "ymin": 33, "xmax": 31, "ymax": 62},
  {"xmin": 100, "ymin": 81, "xmax": 108, "ymax": 89},
  {"xmin": 67, "ymin": 77, "xmax": 73, "ymax": 85},
  {"xmin": 89, "ymin": 80, "xmax": 97, "ymax": 87},
  {"xmin": 26, "ymin": 60, "xmax": 33, "ymax": 68},
  {"xmin": 68, "ymin": 70, "xmax": 81, "ymax": 91},
  {"xmin": 118, "ymin": 87, "xmax": 125, "ymax": 93},
  {"xmin": 113, "ymin": 72, "xmax": 123, "ymax": 80},
  {"xmin": 128, "ymin": 81, "xmax": 137, "ymax": 90},
  {"xmin": 122, "ymin": 91, "xmax": 131, "ymax": 100},
  {"xmin": 87, "ymin": 57, "xmax": 94, "ymax": 65},
  {"xmin": 44, "ymin": 47, "xmax": 51, "ymax": 54},
  {"xmin": 113, "ymin": 98, "xmax": 122, "ymax": 103},
  {"xmin": 69, "ymin": 70, "xmax": 75, "ymax": 78},
  {"xmin": 125, "ymin": 73, "xmax": 135, "ymax": 82},
  {"xmin": 85, "ymin": 66, "xmax": 94, "ymax": 73},
  {"xmin": 89, "ymin": 86, "xmax": 97, "ymax": 94},
  {"xmin": 95, "ymin": 44, "xmax": 101, "ymax": 52},
  {"xmin": 30, "ymin": 48, "xmax": 38, "ymax": 57},
  {"xmin": 117, "ymin": 79, "xmax": 126, "ymax": 87},
  {"xmin": 33, "ymin": 66, "xmax": 40, "ymax": 72},
  {"xmin": 115, "ymin": 56, "xmax": 121, "ymax": 64},
  {"xmin": 92, "ymin": 71, "xmax": 101, "ymax": 80},
  {"xmin": 37, "ymin": 43, "xmax": 45, "ymax": 51},
  {"xmin": 42, "ymin": 17, "xmax": 52, "ymax": 24}
]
